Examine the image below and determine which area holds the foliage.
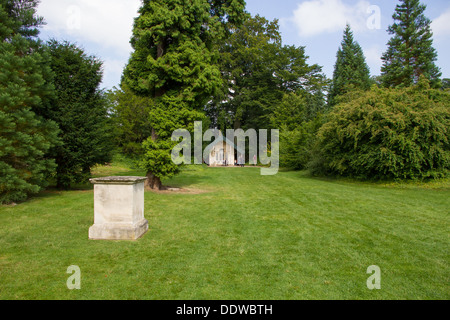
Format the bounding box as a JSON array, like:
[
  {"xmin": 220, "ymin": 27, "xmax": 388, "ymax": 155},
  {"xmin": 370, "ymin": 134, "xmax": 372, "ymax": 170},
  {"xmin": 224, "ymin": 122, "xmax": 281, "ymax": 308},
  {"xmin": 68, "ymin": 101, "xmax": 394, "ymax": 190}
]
[
  {"xmin": 442, "ymin": 78, "xmax": 450, "ymax": 91},
  {"xmin": 381, "ymin": 0, "xmax": 441, "ymax": 88},
  {"xmin": 313, "ymin": 78, "xmax": 450, "ymax": 180},
  {"xmin": 140, "ymin": 139, "xmax": 180, "ymax": 184},
  {"xmin": 123, "ymin": 0, "xmax": 246, "ymax": 102},
  {"xmin": 270, "ymin": 93, "xmax": 307, "ymax": 131},
  {"xmin": 271, "ymin": 93, "xmax": 326, "ymax": 170},
  {"xmin": 0, "ymin": 0, "xmax": 59, "ymax": 204},
  {"xmin": 106, "ymin": 85, "xmax": 153, "ymax": 158},
  {"xmin": 140, "ymin": 101, "xmax": 206, "ymax": 188},
  {"xmin": 207, "ymin": 15, "xmax": 327, "ymax": 131},
  {"xmin": 45, "ymin": 40, "xmax": 114, "ymax": 189},
  {"xmin": 122, "ymin": 0, "xmax": 247, "ymax": 188},
  {"xmin": 328, "ymin": 24, "xmax": 371, "ymax": 106},
  {"xmin": 279, "ymin": 119, "xmax": 324, "ymax": 170}
]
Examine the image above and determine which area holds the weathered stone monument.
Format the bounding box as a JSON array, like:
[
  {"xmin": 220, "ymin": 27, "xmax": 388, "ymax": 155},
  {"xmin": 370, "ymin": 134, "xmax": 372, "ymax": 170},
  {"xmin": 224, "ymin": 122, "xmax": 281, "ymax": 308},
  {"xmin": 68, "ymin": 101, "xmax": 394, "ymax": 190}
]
[{"xmin": 89, "ymin": 176, "xmax": 148, "ymax": 240}]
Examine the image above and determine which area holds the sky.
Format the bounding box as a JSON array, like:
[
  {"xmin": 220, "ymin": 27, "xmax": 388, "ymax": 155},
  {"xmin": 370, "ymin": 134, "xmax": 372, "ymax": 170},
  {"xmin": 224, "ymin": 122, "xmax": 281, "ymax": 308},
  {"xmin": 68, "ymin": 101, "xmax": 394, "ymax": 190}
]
[{"xmin": 36, "ymin": 0, "xmax": 450, "ymax": 90}]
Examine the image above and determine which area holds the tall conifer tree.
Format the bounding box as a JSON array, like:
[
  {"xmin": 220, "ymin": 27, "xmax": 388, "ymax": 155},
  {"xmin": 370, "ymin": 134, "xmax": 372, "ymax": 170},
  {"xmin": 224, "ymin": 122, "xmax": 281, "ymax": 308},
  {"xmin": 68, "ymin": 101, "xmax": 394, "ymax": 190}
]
[
  {"xmin": 381, "ymin": 0, "xmax": 441, "ymax": 88},
  {"xmin": 122, "ymin": 0, "xmax": 247, "ymax": 189},
  {"xmin": 45, "ymin": 40, "xmax": 114, "ymax": 189},
  {"xmin": 0, "ymin": 0, "xmax": 59, "ymax": 203},
  {"xmin": 328, "ymin": 24, "xmax": 371, "ymax": 106}
]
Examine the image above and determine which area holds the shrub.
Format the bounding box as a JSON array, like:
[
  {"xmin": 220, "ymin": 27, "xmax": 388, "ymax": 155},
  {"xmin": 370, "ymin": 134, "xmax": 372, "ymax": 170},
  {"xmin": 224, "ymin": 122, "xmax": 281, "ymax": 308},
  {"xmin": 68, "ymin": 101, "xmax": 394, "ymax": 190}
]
[
  {"xmin": 280, "ymin": 117, "xmax": 324, "ymax": 170},
  {"xmin": 313, "ymin": 79, "xmax": 450, "ymax": 180}
]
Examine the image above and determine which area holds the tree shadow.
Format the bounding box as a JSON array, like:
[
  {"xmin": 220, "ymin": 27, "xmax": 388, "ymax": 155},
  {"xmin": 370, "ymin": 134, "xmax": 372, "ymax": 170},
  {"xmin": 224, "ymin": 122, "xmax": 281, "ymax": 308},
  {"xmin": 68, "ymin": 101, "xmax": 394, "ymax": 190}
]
[{"xmin": 163, "ymin": 174, "xmax": 212, "ymax": 190}]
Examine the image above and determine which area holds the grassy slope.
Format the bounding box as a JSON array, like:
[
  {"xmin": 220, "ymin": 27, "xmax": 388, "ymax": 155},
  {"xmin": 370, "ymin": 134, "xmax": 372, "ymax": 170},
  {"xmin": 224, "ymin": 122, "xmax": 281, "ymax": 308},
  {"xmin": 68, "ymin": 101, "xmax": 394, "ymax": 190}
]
[{"xmin": 0, "ymin": 164, "xmax": 448, "ymax": 300}]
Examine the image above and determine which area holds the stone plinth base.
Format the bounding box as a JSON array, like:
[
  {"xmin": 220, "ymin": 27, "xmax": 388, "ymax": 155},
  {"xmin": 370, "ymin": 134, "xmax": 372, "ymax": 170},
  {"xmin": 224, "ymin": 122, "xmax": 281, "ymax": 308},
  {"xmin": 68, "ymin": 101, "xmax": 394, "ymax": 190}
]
[
  {"xmin": 89, "ymin": 176, "xmax": 148, "ymax": 241},
  {"xmin": 89, "ymin": 219, "xmax": 148, "ymax": 240}
]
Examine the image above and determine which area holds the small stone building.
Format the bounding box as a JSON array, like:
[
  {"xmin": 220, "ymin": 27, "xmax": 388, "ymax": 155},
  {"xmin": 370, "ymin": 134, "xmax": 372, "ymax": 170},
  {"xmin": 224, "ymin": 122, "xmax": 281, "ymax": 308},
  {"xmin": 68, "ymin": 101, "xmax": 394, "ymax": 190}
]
[{"xmin": 205, "ymin": 136, "xmax": 245, "ymax": 166}]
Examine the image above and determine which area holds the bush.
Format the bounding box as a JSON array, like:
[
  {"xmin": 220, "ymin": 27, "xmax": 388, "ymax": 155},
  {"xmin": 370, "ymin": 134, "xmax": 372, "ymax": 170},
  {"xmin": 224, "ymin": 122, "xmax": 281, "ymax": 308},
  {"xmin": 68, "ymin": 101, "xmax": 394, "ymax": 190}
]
[
  {"xmin": 280, "ymin": 116, "xmax": 324, "ymax": 170},
  {"xmin": 313, "ymin": 79, "xmax": 450, "ymax": 180},
  {"xmin": 46, "ymin": 40, "xmax": 114, "ymax": 189},
  {"xmin": 273, "ymin": 92, "xmax": 326, "ymax": 170}
]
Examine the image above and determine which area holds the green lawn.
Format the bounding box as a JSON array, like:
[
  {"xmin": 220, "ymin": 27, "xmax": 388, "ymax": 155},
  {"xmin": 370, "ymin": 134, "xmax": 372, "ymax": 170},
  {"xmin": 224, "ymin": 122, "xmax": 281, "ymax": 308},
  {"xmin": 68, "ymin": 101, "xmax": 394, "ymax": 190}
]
[{"xmin": 0, "ymin": 163, "xmax": 449, "ymax": 300}]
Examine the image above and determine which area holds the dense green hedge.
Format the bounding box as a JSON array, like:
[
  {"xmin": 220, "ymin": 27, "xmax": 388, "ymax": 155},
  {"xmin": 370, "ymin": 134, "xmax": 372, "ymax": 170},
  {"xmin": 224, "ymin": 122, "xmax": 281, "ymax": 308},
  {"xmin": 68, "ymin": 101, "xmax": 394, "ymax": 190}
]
[{"xmin": 313, "ymin": 79, "xmax": 450, "ymax": 180}]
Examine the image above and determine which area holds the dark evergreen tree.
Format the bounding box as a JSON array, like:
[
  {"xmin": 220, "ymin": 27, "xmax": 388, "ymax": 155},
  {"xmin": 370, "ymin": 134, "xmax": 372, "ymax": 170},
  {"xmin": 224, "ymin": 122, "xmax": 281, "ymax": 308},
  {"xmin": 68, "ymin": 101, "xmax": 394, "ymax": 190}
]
[
  {"xmin": 0, "ymin": 0, "xmax": 59, "ymax": 204},
  {"xmin": 381, "ymin": 0, "xmax": 441, "ymax": 88},
  {"xmin": 207, "ymin": 15, "xmax": 326, "ymax": 131},
  {"xmin": 328, "ymin": 24, "xmax": 371, "ymax": 106},
  {"xmin": 442, "ymin": 78, "xmax": 450, "ymax": 91},
  {"xmin": 106, "ymin": 85, "xmax": 153, "ymax": 158},
  {"xmin": 45, "ymin": 40, "xmax": 113, "ymax": 189},
  {"xmin": 122, "ymin": 0, "xmax": 247, "ymax": 190},
  {"xmin": 208, "ymin": 15, "xmax": 282, "ymax": 131}
]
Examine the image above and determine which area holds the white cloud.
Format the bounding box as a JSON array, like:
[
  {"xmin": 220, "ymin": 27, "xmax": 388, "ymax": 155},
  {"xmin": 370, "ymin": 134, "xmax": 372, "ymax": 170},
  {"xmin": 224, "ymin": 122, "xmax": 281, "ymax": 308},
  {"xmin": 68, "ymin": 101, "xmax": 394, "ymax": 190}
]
[
  {"xmin": 290, "ymin": 0, "xmax": 372, "ymax": 37},
  {"xmin": 37, "ymin": 0, "xmax": 141, "ymax": 55},
  {"xmin": 364, "ymin": 46, "xmax": 381, "ymax": 64},
  {"xmin": 102, "ymin": 58, "xmax": 127, "ymax": 89},
  {"xmin": 432, "ymin": 8, "xmax": 450, "ymax": 37},
  {"xmin": 363, "ymin": 45, "xmax": 382, "ymax": 74}
]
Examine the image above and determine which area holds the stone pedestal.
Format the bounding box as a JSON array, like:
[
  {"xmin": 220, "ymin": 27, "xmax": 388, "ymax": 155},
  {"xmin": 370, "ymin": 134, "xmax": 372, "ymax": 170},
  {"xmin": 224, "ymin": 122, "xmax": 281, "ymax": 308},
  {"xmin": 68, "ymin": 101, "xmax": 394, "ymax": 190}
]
[{"xmin": 89, "ymin": 176, "xmax": 148, "ymax": 240}]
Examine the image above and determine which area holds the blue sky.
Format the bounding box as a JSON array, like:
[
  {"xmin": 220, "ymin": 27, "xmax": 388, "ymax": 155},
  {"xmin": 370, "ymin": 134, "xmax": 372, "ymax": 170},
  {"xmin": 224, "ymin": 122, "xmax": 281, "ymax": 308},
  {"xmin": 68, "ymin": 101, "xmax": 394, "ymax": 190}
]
[
  {"xmin": 245, "ymin": 0, "xmax": 450, "ymax": 81},
  {"xmin": 37, "ymin": 0, "xmax": 450, "ymax": 90}
]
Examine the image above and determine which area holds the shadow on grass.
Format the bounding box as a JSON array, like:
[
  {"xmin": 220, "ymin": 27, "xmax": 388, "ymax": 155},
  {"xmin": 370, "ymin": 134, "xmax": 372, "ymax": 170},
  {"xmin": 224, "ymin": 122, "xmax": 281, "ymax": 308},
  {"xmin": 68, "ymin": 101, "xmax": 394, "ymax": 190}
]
[
  {"xmin": 10, "ymin": 186, "xmax": 90, "ymax": 206},
  {"xmin": 164, "ymin": 175, "xmax": 213, "ymax": 190},
  {"xmin": 26, "ymin": 166, "xmax": 143, "ymax": 203},
  {"xmin": 38, "ymin": 165, "xmax": 213, "ymax": 200}
]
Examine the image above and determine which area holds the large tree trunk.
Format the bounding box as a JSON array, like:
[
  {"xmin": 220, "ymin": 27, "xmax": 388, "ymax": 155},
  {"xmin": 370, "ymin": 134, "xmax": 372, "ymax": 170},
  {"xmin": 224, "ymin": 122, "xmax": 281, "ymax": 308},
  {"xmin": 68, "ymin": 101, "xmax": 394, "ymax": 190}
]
[
  {"xmin": 234, "ymin": 118, "xmax": 241, "ymax": 130},
  {"xmin": 144, "ymin": 171, "xmax": 162, "ymax": 190},
  {"xmin": 144, "ymin": 40, "xmax": 166, "ymax": 191}
]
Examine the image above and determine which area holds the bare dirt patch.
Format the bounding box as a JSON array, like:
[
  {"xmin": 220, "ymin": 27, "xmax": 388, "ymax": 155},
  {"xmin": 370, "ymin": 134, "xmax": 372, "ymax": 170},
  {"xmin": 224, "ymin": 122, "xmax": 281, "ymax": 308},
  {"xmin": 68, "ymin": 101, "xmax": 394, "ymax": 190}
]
[{"xmin": 145, "ymin": 186, "xmax": 210, "ymax": 194}]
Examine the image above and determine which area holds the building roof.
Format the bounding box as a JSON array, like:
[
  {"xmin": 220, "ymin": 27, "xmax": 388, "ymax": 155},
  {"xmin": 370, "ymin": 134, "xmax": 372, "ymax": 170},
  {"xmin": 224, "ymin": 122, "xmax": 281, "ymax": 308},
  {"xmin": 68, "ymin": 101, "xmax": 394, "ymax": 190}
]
[{"xmin": 204, "ymin": 134, "xmax": 245, "ymax": 155}]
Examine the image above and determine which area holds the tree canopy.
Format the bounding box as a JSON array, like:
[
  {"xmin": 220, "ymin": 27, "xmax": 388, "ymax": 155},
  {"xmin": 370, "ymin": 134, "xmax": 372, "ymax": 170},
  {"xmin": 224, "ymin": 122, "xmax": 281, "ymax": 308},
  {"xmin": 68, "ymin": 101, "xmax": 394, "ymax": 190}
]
[
  {"xmin": 207, "ymin": 15, "xmax": 327, "ymax": 132},
  {"xmin": 106, "ymin": 85, "xmax": 154, "ymax": 158},
  {"xmin": 45, "ymin": 40, "xmax": 114, "ymax": 189},
  {"xmin": 328, "ymin": 24, "xmax": 371, "ymax": 106},
  {"xmin": 122, "ymin": 0, "xmax": 247, "ymax": 189},
  {"xmin": 0, "ymin": 0, "xmax": 59, "ymax": 204},
  {"xmin": 315, "ymin": 78, "xmax": 450, "ymax": 180},
  {"xmin": 381, "ymin": 0, "xmax": 441, "ymax": 88}
]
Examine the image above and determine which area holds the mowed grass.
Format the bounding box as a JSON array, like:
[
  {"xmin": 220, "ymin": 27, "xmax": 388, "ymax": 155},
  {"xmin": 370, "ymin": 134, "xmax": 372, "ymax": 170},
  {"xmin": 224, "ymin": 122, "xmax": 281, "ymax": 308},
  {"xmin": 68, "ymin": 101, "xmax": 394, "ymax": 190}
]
[{"xmin": 0, "ymin": 163, "xmax": 448, "ymax": 300}]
